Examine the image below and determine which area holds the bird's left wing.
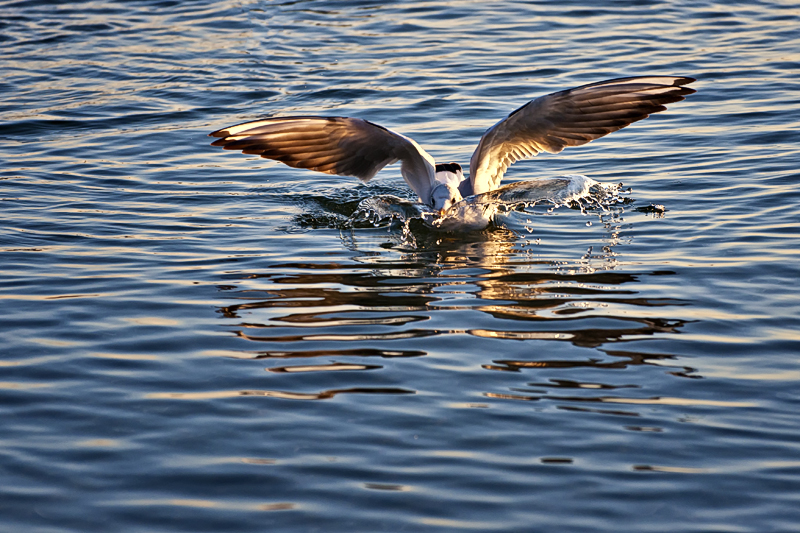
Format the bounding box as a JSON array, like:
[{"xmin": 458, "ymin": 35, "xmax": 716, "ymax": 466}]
[
  {"xmin": 209, "ymin": 116, "xmax": 436, "ymax": 203},
  {"xmin": 468, "ymin": 76, "xmax": 696, "ymax": 195}
]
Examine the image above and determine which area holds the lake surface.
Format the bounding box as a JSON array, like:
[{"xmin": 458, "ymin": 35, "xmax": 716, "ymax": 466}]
[{"xmin": 2, "ymin": 0, "xmax": 800, "ymax": 531}]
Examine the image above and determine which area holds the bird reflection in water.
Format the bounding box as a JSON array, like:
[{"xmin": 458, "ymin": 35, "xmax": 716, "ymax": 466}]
[{"xmin": 215, "ymin": 214, "xmax": 696, "ymax": 408}]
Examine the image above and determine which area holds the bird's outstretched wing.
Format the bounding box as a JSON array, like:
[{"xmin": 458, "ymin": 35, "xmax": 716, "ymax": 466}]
[
  {"xmin": 209, "ymin": 116, "xmax": 436, "ymax": 203},
  {"xmin": 468, "ymin": 76, "xmax": 696, "ymax": 195}
]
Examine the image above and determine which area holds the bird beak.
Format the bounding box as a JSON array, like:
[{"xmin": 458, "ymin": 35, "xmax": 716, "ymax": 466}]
[{"xmin": 438, "ymin": 209, "xmax": 446, "ymax": 218}]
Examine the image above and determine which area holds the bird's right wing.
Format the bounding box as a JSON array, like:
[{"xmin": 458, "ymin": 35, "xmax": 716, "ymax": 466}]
[
  {"xmin": 469, "ymin": 76, "xmax": 696, "ymax": 195},
  {"xmin": 210, "ymin": 116, "xmax": 436, "ymax": 203}
]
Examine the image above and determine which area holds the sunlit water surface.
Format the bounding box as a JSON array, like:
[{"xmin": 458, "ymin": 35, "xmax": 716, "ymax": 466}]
[{"xmin": 2, "ymin": 1, "xmax": 800, "ymax": 531}]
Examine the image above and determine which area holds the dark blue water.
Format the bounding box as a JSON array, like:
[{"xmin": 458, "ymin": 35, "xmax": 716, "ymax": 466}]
[{"xmin": 2, "ymin": 1, "xmax": 800, "ymax": 531}]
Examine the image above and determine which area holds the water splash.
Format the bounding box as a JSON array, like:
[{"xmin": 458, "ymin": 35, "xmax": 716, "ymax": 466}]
[{"xmin": 349, "ymin": 175, "xmax": 628, "ymax": 233}]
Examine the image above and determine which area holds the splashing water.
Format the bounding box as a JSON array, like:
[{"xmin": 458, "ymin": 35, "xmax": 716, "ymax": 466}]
[{"xmin": 351, "ymin": 175, "xmax": 627, "ymax": 232}]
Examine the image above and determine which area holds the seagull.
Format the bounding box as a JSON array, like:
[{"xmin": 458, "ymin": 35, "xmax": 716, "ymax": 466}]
[{"xmin": 209, "ymin": 76, "xmax": 695, "ymax": 217}]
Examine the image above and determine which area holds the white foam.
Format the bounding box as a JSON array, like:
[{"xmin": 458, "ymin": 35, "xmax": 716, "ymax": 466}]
[{"xmin": 352, "ymin": 174, "xmax": 614, "ymax": 233}]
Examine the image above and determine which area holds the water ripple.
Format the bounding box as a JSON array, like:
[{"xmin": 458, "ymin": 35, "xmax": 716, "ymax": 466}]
[{"xmin": 2, "ymin": 0, "xmax": 800, "ymax": 531}]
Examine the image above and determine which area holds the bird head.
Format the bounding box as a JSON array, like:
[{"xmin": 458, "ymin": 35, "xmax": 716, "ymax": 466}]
[{"xmin": 430, "ymin": 183, "xmax": 463, "ymax": 217}]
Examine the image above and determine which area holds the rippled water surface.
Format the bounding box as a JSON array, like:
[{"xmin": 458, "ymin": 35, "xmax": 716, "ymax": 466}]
[{"xmin": 2, "ymin": 1, "xmax": 800, "ymax": 531}]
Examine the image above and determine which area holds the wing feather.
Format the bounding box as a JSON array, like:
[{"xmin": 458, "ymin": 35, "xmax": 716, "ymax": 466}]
[
  {"xmin": 469, "ymin": 76, "xmax": 696, "ymax": 194},
  {"xmin": 209, "ymin": 116, "xmax": 436, "ymax": 203}
]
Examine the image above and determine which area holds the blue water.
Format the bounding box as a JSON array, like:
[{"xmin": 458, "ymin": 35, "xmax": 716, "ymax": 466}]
[{"xmin": 2, "ymin": 1, "xmax": 800, "ymax": 531}]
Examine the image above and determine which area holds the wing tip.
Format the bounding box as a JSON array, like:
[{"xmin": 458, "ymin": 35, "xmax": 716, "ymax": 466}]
[{"xmin": 575, "ymin": 75, "xmax": 698, "ymax": 93}]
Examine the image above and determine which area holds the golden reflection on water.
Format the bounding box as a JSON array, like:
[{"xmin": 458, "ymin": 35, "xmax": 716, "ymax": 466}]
[
  {"xmin": 470, "ymin": 330, "xmax": 571, "ymax": 340},
  {"xmin": 418, "ymin": 517, "xmax": 501, "ymax": 529},
  {"xmin": 75, "ymin": 439, "xmax": 120, "ymax": 448},
  {"xmin": 241, "ymin": 457, "xmax": 277, "ymax": 465},
  {"xmin": 203, "ymin": 348, "xmax": 427, "ymax": 360},
  {"xmin": 601, "ymin": 396, "xmax": 756, "ymax": 407},
  {"xmin": 0, "ymin": 382, "xmax": 52, "ymax": 390},
  {"xmin": 0, "ymin": 293, "xmax": 108, "ymax": 301},
  {"xmin": 636, "ymin": 460, "xmax": 800, "ymax": 475},
  {"xmin": 115, "ymin": 499, "xmax": 296, "ymax": 512},
  {"xmin": 483, "ymin": 347, "xmax": 692, "ymax": 374},
  {"xmin": 146, "ymin": 387, "xmax": 414, "ymax": 401},
  {"xmin": 206, "ymin": 226, "xmax": 704, "ymax": 407},
  {"xmin": 485, "ymin": 392, "xmax": 758, "ymax": 409},
  {"xmin": 267, "ymin": 362, "xmax": 381, "ymax": 373},
  {"xmin": 447, "ymin": 402, "xmax": 490, "ymax": 409}
]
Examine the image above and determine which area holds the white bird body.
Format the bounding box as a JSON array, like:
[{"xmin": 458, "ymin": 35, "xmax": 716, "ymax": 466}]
[{"xmin": 210, "ymin": 76, "xmax": 695, "ymax": 226}]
